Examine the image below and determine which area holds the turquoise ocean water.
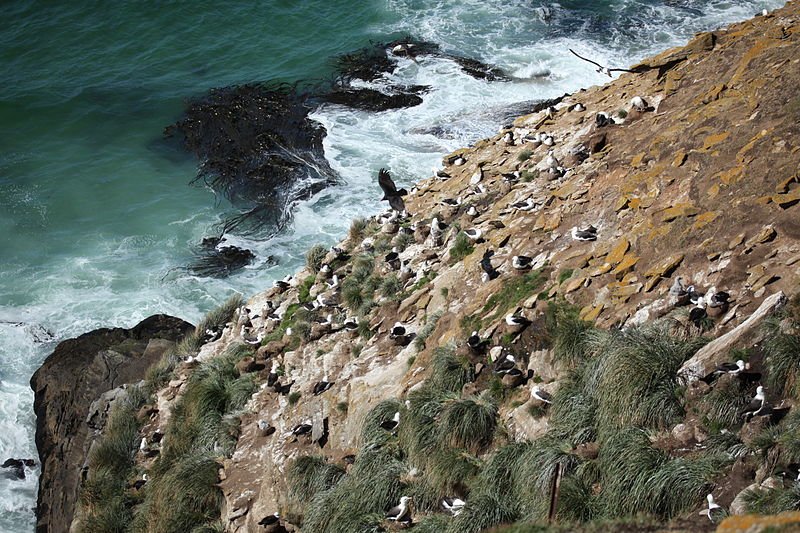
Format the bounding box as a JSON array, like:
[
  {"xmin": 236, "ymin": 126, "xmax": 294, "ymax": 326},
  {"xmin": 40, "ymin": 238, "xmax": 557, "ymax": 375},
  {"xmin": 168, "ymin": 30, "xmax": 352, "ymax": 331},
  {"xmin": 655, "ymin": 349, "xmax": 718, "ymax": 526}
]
[{"xmin": 0, "ymin": 1, "xmax": 783, "ymax": 530}]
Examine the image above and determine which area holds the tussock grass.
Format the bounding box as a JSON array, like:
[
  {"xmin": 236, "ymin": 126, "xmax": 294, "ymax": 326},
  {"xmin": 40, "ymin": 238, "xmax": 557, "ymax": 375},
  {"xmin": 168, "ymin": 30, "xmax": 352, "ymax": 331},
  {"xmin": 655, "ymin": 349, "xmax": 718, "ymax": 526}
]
[
  {"xmin": 360, "ymin": 399, "xmax": 403, "ymax": 448},
  {"xmin": 762, "ymin": 314, "xmax": 800, "ymax": 396},
  {"xmin": 413, "ymin": 514, "xmax": 452, "ymax": 533},
  {"xmin": 449, "ymin": 232, "xmax": 474, "ymax": 264},
  {"xmin": 546, "ymin": 302, "xmax": 595, "ymax": 368},
  {"xmin": 341, "ymin": 255, "xmax": 378, "ymax": 314},
  {"xmin": 379, "ymin": 274, "xmax": 402, "ymax": 300},
  {"xmin": 591, "ymin": 325, "xmax": 706, "ymax": 430},
  {"xmin": 298, "ymin": 276, "xmax": 315, "ymax": 304},
  {"xmin": 598, "ymin": 427, "xmax": 725, "ymax": 519},
  {"xmin": 348, "ymin": 217, "xmax": 369, "ymax": 242},
  {"xmin": 301, "ymin": 448, "xmax": 406, "ymax": 533},
  {"xmin": 306, "ymin": 244, "xmax": 327, "ymax": 273},
  {"xmin": 429, "ymin": 346, "xmax": 474, "ymax": 393},
  {"xmin": 548, "ymin": 360, "xmax": 599, "ymax": 445},
  {"xmin": 414, "ymin": 310, "xmax": 443, "ymax": 351},
  {"xmin": 144, "ymin": 453, "xmax": 223, "ymax": 532},
  {"xmin": 426, "ymin": 448, "xmax": 481, "ymax": 496},
  {"xmin": 701, "ymin": 377, "xmax": 752, "ymax": 429},
  {"xmin": 477, "ymin": 270, "xmax": 544, "ymax": 326},
  {"xmin": 743, "ymin": 483, "xmax": 800, "ymax": 515},
  {"xmin": 400, "ymin": 387, "xmax": 456, "ymax": 464},
  {"xmin": 517, "ymin": 149, "xmax": 533, "ymax": 162},
  {"xmin": 438, "ymin": 394, "xmax": 498, "ymax": 453},
  {"xmin": 447, "ymin": 490, "xmax": 519, "ymax": 533},
  {"xmin": 288, "ymin": 455, "xmax": 346, "ymax": 505},
  {"xmin": 514, "ymin": 436, "xmax": 579, "ymax": 518},
  {"xmin": 556, "ymin": 475, "xmax": 601, "ymax": 523}
]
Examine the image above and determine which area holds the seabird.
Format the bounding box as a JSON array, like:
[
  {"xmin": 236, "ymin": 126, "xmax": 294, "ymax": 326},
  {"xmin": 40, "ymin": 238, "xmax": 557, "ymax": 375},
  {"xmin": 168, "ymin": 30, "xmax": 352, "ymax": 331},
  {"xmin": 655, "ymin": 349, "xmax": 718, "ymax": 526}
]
[
  {"xmin": 273, "ymin": 279, "xmax": 291, "ymax": 291},
  {"xmin": 509, "ymin": 198, "xmax": 537, "ymax": 211},
  {"xmin": 132, "ymin": 474, "xmax": 148, "ymax": 490},
  {"xmin": 470, "ymin": 168, "xmax": 483, "ymax": 185},
  {"xmin": 257, "ymin": 419, "xmax": 276, "ymax": 437},
  {"xmin": 480, "ymin": 250, "xmax": 500, "ymax": 282},
  {"xmin": 440, "ymin": 197, "xmax": 462, "ymax": 207},
  {"xmin": 569, "ymin": 48, "xmax": 634, "ymax": 77},
  {"xmin": 464, "ymin": 228, "xmax": 483, "ymax": 242},
  {"xmin": 441, "ymin": 497, "xmax": 465, "ymax": 516},
  {"xmin": 326, "ymin": 274, "xmax": 340, "ymax": 289},
  {"xmin": 467, "ymin": 330, "xmax": 489, "ymax": 352},
  {"xmin": 571, "ymin": 225, "xmax": 598, "ymax": 241},
  {"xmin": 689, "ymin": 307, "xmax": 707, "ymax": 327},
  {"xmin": 569, "ymin": 103, "xmax": 586, "ymax": 112},
  {"xmin": 431, "ymin": 217, "xmax": 446, "ymax": 236},
  {"xmin": 714, "ymin": 360, "xmax": 746, "ymax": 376},
  {"xmin": 385, "ymin": 250, "xmax": 401, "ymax": 270},
  {"xmin": 453, "ymin": 157, "xmax": 466, "ymax": 166},
  {"xmin": 292, "ymin": 421, "xmax": 313, "ymax": 437},
  {"xmin": 595, "ymin": 112, "xmax": 614, "ymax": 127},
  {"xmin": 380, "ymin": 411, "xmax": 400, "ymax": 432},
  {"xmin": 669, "ymin": 276, "xmax": 686, "ymax": 296},
  {"xmin": 390, "ymin": 322, "xmax": 407, "ymax": 337},
  {"xmin": 258, "ymin": 513, "xmax": 281, "ymax": 527},
  {"xmin": 503, "ymin": 131, "xmax": 514, "ymax": 144},
  {"xmin": 241, "ymin": 324, "xmax": 263, "ymax": 345},
  {"xmin": 467, "ymin": 206, "xmax": 478, "ymax": 217},
  {"xmin": 506, "ymin": 313, "xmax": 531, "ymax": 329},
  {"xmin": 493, "ymin": 353, "xmax": 516, "ymax": 373},
  {"xmin": 631, "ymin": 96, "xmax": 648, "ymax": 112},
  {"xmin": 267, "ymin": 361, "xmax": 279, "ymax": 387},
  {"xmin": 378, "ymin": 168, "xmax": 408, "ymax": 213},
  {"xmin": 343, "ymin": 316, "xmax": 359, "ymax": 331},
  {"xmin": 512, "ymin": 255, "xmax": 533, "ymax": 270},
  {"xmin": 502, "ymin": 171, "xmax": 520, "ymax": 183},
  {"xmin": 741, "ymin": 385, "xmax": 768, "ymax": 421},
  {"xmin": 203, "ymin": 325, "xmax": 222, "ymax": 343},
  {"xmin": 687, "ymin": 286, "xmax": 705, "ymax": 306},
  {"xmin": 700, "ymin": 494, "xmax": 725, "ymax": 523},
  {"xmin": 313, "ymin": 377, "xmax": 334, "ymax": 396},
  {"xmin": 532, "ymin": 386, "xmax": 553, "ymax": 404},
  {"xmin": 544, "ymin": 150, "xmax": 559, "ymax": 169},
  {"xmin": 542, "ymin": 134, "xmax": 555, "ymax": 147},
  {"xmin": 274, "ymin": 380, "xmax": 294, "ymax": 395},
  {"xmin": 386, "ymin": 496, "xmax": 412, "ymax": 522},
  {"xmin": 435, "ymin": 169, "xmax": 451, "ymax": 181},
  {"xmin": 139, "ymin": 438, "xmax": 147, "ymax": 452}
]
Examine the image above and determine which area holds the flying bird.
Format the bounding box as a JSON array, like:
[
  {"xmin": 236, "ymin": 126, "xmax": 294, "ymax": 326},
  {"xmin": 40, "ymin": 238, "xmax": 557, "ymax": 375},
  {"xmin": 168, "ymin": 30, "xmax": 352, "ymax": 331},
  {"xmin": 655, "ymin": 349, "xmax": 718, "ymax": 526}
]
[
  {"xmin": 378, "ymin": 168, "xmax": 408, "ymax": 213},
  {"xmin": 569, "ymin": 48, "xmax": 634, "ymax": 77}
]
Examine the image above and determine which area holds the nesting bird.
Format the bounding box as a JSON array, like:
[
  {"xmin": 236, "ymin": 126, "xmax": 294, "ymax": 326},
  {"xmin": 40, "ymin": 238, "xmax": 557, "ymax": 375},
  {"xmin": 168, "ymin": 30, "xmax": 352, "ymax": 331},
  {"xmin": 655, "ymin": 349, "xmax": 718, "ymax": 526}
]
[
  {"xmin": 291, "ymin": 421, "xmax": 313, "ymax": 438},
  {"xmin": 700, "ymin": 494, "xmax": 726, "ymax": 523},
  {"xmin": 512, "ymin": 255, "xmax": 533, "ymax": 270},
  {"xmin": 532, "ymin": 386, "xmax": 553, "ymax": 404},
  {"xmin": 380, "ymin": 411, "xmax": 401, "ymax": 432},
  {"xmin": 441, "ymin": 497, "xmax": 465, "ymax": 516},
  {"xmin": 631, "ymin": 96, "xmax": 649, "ymax": 112},
  {"xmin": 313, "ymin": 377, "xmax": 334, "ymax": 396},
  {"xmin": 480, "ymin": 250, "xmax": 500, "ymax": 282},
  {"xmin": 386, "ymin": 496, "xmax": 412, "ymax": 523},
  {"xmin": 257, "ymin": 419, "xmax": 276, "ymax": 437},
  {"xmin": 741, "ymin": 385, "xmax": 768, "ymax": 421},
  {"xmin": 595, "ymin": 112, "xmax": 614, "ymax": 127},
  {"xmin": 571, "ymin": 225, "xmax": 598, "ymax": 241},
  {"xmin": 464, "ymin": 228, "xmax": 483, "ymax": 242}
]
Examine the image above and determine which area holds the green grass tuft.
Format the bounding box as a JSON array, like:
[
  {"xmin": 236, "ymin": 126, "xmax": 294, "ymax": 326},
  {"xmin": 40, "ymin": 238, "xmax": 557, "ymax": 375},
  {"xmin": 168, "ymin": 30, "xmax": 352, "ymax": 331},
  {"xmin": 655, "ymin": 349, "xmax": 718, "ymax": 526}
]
[
  {"xmin": 438, "ymin": 394, "xmax": 498, "ymax": 454},
  {"xmin": 762, "ymin": 314, "xmax": 800, "ymax": 397},
  {"xmin": 306, "ymin": 244, "xmax": 327, "ymax": 273},
  {"xmin": 288, "ymin": 455, "xmax": 346, "ymax": 505},
  {"xmin": 517, "ymin": 149, "xmax": 533, "ymax": 162},
  {"xmin": 449, "ymin": 232, "xmax": 475, "ymax": 264},
  {"xmin": 348, "ymin": 217, "xmax": 369, "ymax": 243},
  {"xmin": 429, "ymin": 346, "xmax": 475, "ymax": 393},
  {"xmin": 414, "ymin": 310, "xmax": 443, "ymax": 351}
]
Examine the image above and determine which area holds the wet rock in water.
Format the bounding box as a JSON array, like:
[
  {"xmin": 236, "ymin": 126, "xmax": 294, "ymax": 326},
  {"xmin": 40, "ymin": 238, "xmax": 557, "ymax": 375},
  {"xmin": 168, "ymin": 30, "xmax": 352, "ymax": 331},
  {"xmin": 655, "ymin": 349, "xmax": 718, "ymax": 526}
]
[
  {"xmin": 165, "ymin": 82, "xmax": 339, "ymax": 234},
  {"xmin": 2, "ymin": 458, "xmax": 35, "ymax": 480},
  {"xmin": 320, "ymin": 87, "xmax": 424, "ymax": 112},
  {"xmin": 189, "ymin": 244, "xmax": 259, "ymax": 278},
  {"xmin": 447, "ymin": 55, "xmax": 511, "ymax": 81}
]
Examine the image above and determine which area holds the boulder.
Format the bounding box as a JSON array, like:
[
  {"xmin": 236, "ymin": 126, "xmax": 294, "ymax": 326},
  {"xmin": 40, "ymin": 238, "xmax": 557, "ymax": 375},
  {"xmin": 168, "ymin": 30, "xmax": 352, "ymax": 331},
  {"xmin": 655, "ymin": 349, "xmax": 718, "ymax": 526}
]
[{"xmin": 30, "ymin": 314, "xmax": 193, "ymax": 533}]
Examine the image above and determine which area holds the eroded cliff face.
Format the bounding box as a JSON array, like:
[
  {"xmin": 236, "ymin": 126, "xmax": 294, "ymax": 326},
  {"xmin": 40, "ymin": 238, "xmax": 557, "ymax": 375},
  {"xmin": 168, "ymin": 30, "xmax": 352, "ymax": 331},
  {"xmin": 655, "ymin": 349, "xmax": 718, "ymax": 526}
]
[
  {"xmin": 31, "ymin": 315, "xmax": 192, "ymax": 533},
  {"xmin": 34, "ymin": 3, "xmax": 800, "ymax": 532},
  {"xmin": 205, "ymin": 5, "xmax": 800, "ymax": 529}
]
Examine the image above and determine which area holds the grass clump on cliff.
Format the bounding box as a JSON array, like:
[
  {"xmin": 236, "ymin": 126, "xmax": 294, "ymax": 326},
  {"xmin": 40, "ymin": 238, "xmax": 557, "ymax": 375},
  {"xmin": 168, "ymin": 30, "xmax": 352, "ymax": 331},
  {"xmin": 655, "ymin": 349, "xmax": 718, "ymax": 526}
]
[
  {"xmin": 140, "ymin": 346, "xmax": 256, "ymax": 532},
  {"xmin": 761, "ymin": 313, "xmax": 800, "ymax": 397},
  {"xmin": 449, "ymin": 232, "xmax": 474, "ymax": 264},
  {"xmin": 288, "ymin": 455, "xmax": 346, "ymax": 504},
  {"xmin": 306, "ymin": 244, "xmax": 327, "ymax": 273},
  {"xmin": 545, "ymin": 300, "xmax": 594, "ymax": 369},
  {"xmin": 414, "ymin": 310, "xmax": 443, "ymax": 351},
  {"xmin": 341, "ymin": 255, "xmax": 379, "ymax": 315},
  {"xmin": 463, "ymin": 270, "xmax": 545, "ymax": 331},
  {"xmin": 77, "ymin": 388, "xmax": 145, "ymax": 533}
]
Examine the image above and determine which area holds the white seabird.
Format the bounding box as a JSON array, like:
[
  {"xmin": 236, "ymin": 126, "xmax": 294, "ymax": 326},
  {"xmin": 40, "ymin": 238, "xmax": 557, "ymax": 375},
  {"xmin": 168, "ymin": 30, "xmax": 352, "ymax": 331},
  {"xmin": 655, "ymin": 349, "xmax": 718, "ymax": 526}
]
[
  {"xmin": 505, "ymin": 313, "xmax": 532, "ymax": 328},
  {"xmin": 544, "ymin": 150, "xmax": 559, "ymax": 169},
  {"xmin": 441, "ymin": 497, "xmax": 465, "ymax": 516},
  {"xmin": 571, "ymin": 225, "xmax": 598, "ymax": 241},
  {"xmin": 464, "ymin": 228, "xmax": 482, "ymax": 241},
  {"xmin": 532, "ymin": 386, "xmax": 553, "ymax": 404},
  {"xmin": 512, "ymin": 255, "xmax": 533, "ymax": 270},
  {"xmin": 386, "ymin": 496, "xmax": 412, "ymax": 522},
  {"xmin": 631, "ymin": 96, "xmax": 648, "ymax": 112},
  {"xmin": 470, "ymin": 168, "xmax": 483, "ymax": 185},
  {"xmin": 714, "ymin": 360, "xmax": 746, "ymax": 376},
  {"xmin": 700, "ymin": 493, "xmax": 725, "ymax": 522},
  {"xmin": 380, "ymin": 411, "xmax": 400, "ymax": 431},
  {"xmin": 741, "ymin": 385, "xmax": 767, "ymax": 420}
]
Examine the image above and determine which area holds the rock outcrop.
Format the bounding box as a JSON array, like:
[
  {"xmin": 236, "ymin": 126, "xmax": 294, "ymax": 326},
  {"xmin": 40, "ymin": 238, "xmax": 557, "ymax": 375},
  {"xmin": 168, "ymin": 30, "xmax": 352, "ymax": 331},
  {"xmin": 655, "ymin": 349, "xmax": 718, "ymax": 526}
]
[{"xmin": 30, "ymin": 314, "xmax": 192, "ymax": 533}]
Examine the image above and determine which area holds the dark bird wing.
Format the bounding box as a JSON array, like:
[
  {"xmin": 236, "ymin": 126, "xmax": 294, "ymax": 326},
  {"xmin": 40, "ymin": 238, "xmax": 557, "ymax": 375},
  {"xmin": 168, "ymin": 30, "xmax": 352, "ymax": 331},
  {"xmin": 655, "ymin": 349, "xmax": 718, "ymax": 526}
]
[
  {"xmin": 569, "ymin": 48, "xmax": 604, "ymax": 69},
  {"xmin": 608, "ymin": 67, "xmax": 635, "ymax": 73},
  {"xmin": 386, "ymin": 505, "xmax": 403, "ymax": 518},
  {"xmin": 378, "ymin": 168, "xmax": 398, "ymax": 198},
  {"xmin": 740, "ymin": 397, "xmax": 763, "ymax": 414}
]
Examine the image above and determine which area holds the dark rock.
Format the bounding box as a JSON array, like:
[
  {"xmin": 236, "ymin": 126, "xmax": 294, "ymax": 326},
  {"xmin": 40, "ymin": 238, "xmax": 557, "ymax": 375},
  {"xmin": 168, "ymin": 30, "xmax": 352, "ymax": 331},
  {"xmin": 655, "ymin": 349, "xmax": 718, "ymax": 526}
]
[
  {"xmin": 31, "ymin": 314, "xmax": 193, "ymax": 533},
  {"xmin": 2, "ymin": 458, "xmax": 35, "ymax": 480},
  {"xmin": 189, "ymin": 245, "xmax": 257, "ymax": 278},
  {"xmin": 320, "ymin": 87, "xmax": 423, "ymax": 112},
  {"xmin": 235, "ymin": 356, "xmax": 264, "ymax": 375}
]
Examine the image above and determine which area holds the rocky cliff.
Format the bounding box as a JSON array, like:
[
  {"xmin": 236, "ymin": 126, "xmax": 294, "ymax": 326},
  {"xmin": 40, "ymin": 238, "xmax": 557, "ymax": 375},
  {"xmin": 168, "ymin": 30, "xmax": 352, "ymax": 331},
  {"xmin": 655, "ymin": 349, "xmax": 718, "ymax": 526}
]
[
  {"xmin": 31, "ymin": 314, "xmax": 192, "ymax": 533},
  {"xmin": 33, "ymin": 2, "xmax": 800, "ymax": 532}
]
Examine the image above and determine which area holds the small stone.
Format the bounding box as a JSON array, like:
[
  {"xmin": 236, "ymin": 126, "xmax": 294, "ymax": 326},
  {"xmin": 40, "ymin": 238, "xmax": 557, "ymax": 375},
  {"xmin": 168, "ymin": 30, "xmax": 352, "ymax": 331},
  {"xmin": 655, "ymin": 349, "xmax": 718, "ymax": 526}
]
[{"xmin": 743, "ymin": 225, "xmax": 777, "ymax": 252}]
